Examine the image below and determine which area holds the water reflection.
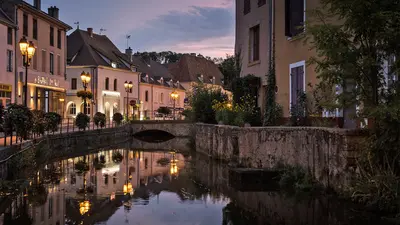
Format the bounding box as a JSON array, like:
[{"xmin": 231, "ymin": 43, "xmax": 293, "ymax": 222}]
[{"xmin": 0, "ymin": 148, "xmax": 396, "ymax": 225}]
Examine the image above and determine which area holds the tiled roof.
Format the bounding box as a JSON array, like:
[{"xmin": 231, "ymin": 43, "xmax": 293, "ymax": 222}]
[
  {"xmin": 67, "ymin": 29, "xmax": 134, "ymax": 70},
  {"xmin": 139, "ymin": 64, "xmax": 185, "ymax": 90},
  {"xmin": 168, "ymin": 54, "xmax": 223, "ymax": 85},
  {"xmin": 0, "ymin": 8, "xmax": 15, "ymax": 27}
]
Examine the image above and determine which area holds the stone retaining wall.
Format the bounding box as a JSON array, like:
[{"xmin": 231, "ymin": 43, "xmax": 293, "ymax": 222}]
[{"xmin": 195, "ymin": 123, "xmax": 367, "ymax": 190}]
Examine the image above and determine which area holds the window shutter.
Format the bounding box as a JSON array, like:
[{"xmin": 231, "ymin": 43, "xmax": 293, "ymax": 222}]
[
  {"xmin": 291, "ymin": 67, "xmax": 297, "ymax": 105},
  {"xmin": 285, "ymin": 0, "xmax": 292, "ymax": 37},
  {"xmin": 291, "ymin": 0, "xmax": 304, "ymax": 36},
  {"xmin": 297, "ymin": 66, "xmax": 304, "ymax": 96}
]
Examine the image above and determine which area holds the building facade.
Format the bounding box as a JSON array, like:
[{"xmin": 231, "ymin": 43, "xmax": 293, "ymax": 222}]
[
  {"xmin": 2, "ymin": 0, "xmax": 72, "ymax": 113},
  {"xmin": 66, "ymin": 28, "xmax": 139, "ymax": 119},
  {"xmin": 0, "ymin": 9, "xmax": 16, "ymax": 106},
  {"xmin": 235, "ymin": 0, "xmax": 271, "ymax": 109}
]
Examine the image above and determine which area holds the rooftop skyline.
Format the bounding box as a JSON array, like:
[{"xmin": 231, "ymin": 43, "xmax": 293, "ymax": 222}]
[{"xmin": 25, "ymin": 0, "xmax": 235, "ymax": 58}]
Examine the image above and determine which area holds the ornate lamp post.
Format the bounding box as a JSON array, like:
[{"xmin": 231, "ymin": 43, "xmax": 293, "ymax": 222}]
[
  {"xmin": 80, "ymin": 72, "xmax": 91, "ymax": 114},
  {"xmin": 19, "ymin": 36, "xmax": 36, "ymax": 107},
  {"xmin": 124, "ymin": 81, "xmax": 133, "ymax": 118},
  {"xmin": 170, "ymin": 91, "xmax": 179, "ymax": 120}
]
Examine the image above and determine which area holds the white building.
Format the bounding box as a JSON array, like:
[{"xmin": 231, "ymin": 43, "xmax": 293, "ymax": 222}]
[{"xmin": 66, "ymin": 28, "xmax": 139, "ymax": 119}]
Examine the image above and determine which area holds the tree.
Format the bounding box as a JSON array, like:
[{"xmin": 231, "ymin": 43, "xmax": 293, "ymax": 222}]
[
  {"xmin": 44, "ymin": 112, "xmax": 62, "ymax": 133},
  {"xmin": 307, "ymin": 0, "xmax": 400, "ymax": 120},
  {"xmin": 93, "ymin": 112, "xmax": 106, "ymax": 129},
  {"xmin": 113, "ymin": 113, "xmax": 123, "ymax": 126},
  {"xmin": 218, "ymin": 53, "xmax": 241, "ymax": 90},
  {"xmin": 4, "ymin": 104, "xmax": 33, "ymax": 140},
  {"xmin": 75, "ymin": 113, "xmax": 90, "ymax": 131}
]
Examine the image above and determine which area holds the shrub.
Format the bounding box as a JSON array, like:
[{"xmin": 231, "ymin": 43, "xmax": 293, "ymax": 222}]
[
  {"xmin": 188, "ymin": 84, "xmax": 227, "ymax": 123},
  {"xmin": 44, "ymin": 112, "xmax": 62, "ymax": 132},
  {"xmin": 279, "ymin": 166, "xmax": 316, "ymax": 191},
  {"xmin": 113, "ymin": 113, "xmax": 123, "ymax": 125},
  {"xmin": 157, "ymin": 107, "xmax": 171, "ymax": 115},
  {"xmin": 75, "ymin": 113, "xmax": 90, "ymax": 130},
  {"xmin": 4, "ymin": 104, "xmax": 33, "ymax": 139},
  {"xmin": 94, "ymin": 112, "xmax": 106, "ymax": 128},
  {"xmin": 75, "ymin": 160, "xmax": 89, "ymax": 173},
  {"xmin": 32, "ymin": 110, "xmax": 45, "ymax": 136},
  {"xmin": 112, "ymin": 152, "xmax": 123, "ymax": 163},
  {"xmin": 215, "ymin": 109, "xmax": 236, "ymax": 125}
]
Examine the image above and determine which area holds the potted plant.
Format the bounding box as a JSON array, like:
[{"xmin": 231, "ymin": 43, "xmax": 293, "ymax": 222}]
[{"xmin": 75, "ymin": 113, "xmax": 90, "ymax": 131}]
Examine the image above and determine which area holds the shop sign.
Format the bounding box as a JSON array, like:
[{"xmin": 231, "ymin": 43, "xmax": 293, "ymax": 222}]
[
  {"xmin": 34, "ymin": 76, "xmax": 60, "ymax": 87},
  {"xmin": 0, "ymin": 84, "xmax": 12, "ymax": 92}
]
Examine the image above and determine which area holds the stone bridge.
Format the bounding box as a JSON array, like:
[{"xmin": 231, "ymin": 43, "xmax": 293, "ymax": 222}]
[{"xmin": 128, "ymin": 121, "xmax": 194, "ymax": 138}]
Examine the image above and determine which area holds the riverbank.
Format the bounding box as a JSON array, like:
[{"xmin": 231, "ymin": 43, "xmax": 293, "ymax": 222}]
[{"xmin": 195, "ymin": 123, "xmax": 368, "ymax": 192}]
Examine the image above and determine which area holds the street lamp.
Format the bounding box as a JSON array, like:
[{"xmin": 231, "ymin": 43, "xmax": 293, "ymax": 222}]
[
  {"xmin": 80, "ymin": 71, "xmax": 91, "ymax": 114},
  {"xmin": 170, "ymin": 91, "xmax": 179, "ymax": 120},
  {"xmin": 19, "ymin": 36, "xmax": 36, "ymax": 107},
  {"xmin": 124, "ymin": 81, "xmax": 133, "ymax": 118},
  {"xmin": 59, "ymin": 98, "xmax": 65, "ymax": 121}
]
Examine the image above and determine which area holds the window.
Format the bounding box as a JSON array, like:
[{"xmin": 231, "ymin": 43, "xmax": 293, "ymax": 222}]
[
  {"xmin": 160, "ymin": 93, "xmax": 164, "ymax": 103},
  {"xmin": 69, "ymin": 103, "xmax": 76, "ymax": 115},
  {"xmin": 258, "ymin": 0, "xmax": 266, "ymax": 7},
  {"xmin": 290, "ymin": 61, "xmax": 305, "ymax": 107},
  {"xmin": 114, "ymin": 79, "xmax": 117, "ymax": 91},
  {"xmin": 50, "ymin": 53, "xmax": 54, "ymax": 74},
  {"xmin": 145, "ymin": 91, "xmax": 149, "ymax": 102},
  {"xmin": 57, "ymin": 29, "xmax": 61, "ymax": 49},
  {"xmin": 249, "ymin": 25, "xmax": 260, "ymax": 62},
  {"xmin": 42, "ymin": 50, "xmax": 46, "ymax": 72},
  {"xmin": 111, "ymin": 62, "xmax": 117, "ymax": 68},
  {"xmin": 32, "ymin": 51, "xmax": 37, "ymax": 70},
  {"xmin": 84, "ymin": 103, "xmax": 91, "ymax": 115},
  {"xmin": 50, "ymin": 27, "xmax": 54, "ymax": 46},
  {"xmin": 244, "ymin": 0, "xmax": 251, "ymax": 14},
  {"xmin": 57, "ymin": 55, "xmax": 61, "ymax": 75},
  {"xmin": 71, "ymin": 78, "xmax": 77, "ymax": 90},
  {"xmin": 6, "ymin": 50, "xmax": 12, "ymax": 72},
  {"xmin": 285, "ymin": 0, "xmax": 305, "ymax": 37},
  {"xmin": 23, "ymin": 14, "xmax": 28, "ymax": 36},
  {"xmin": 33, "ymin": 19, "xmax": 38, "ymax": 40},
  {"xmin": 105, "ymin": 78, "xmax": 109, "ymax": 90},
  {"xmin": 7, "ymin": 27, "xmax": 12, "ymax": 45}
]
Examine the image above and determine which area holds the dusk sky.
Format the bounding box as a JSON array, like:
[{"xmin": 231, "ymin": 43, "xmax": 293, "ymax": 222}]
[{"xmin": 25, "ymin": 0, "xmax": 235, "ymax": 58}]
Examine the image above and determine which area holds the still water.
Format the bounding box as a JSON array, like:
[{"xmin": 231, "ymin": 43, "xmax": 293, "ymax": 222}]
[{"xmin": 0, "ymin": 147, "xmax": 395, "ymax": 225}]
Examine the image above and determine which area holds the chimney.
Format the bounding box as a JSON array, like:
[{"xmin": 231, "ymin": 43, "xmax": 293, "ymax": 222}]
[
  {"xmin": 87, "ymin": 28, "xmax": 93, "ymax": 37},
  {"xmin": 48, "ymin": 6, "xmax": 59, "ymax": 19},
  {"xmin": 33, "ymin": 0, "xmax": 41, "ymax": 10},
  {"xmin": 125, "ymin": 47, "xmax": 133, "ymax": 62}
]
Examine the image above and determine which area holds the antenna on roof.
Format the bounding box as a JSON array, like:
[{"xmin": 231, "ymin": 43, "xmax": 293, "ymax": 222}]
[
  {"xmin": 100, "ymin": 28, "xmax": 107, "ymax": 35},
  {"xmin": 74, "ymin": 21, "xmax": 79, "ymax": 29},
  {"xmin": 126, "ymin": 35, "xmax": 131, "ymax": 49}
]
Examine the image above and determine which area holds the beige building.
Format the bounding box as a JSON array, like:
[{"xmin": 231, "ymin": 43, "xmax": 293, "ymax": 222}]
[
  {"xmin": 1, "ymin": 0, "xmax": 72, "ymax": 113},
  {"xmin": 126, "ymin": 52, "xmax": 185, "ymax": 119},
  {"xmin": 0, "ymin": 9, "xmax": 16, "ymax": 106},
  {"xmin": 235, "ymin": 0, "xmax": 271, "ymax": 108},
  {"xmin": 66, "ymin": 28, "xmax": 140, "ymax": 119}
]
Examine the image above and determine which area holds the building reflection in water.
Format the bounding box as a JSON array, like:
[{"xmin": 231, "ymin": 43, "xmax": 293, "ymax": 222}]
[{"xmin": 0, "ymin": 149, "xmax": 185, "ymax": 225}]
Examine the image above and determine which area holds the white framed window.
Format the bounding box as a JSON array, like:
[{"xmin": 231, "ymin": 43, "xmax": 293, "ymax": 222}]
[
  {"xmin": 289, "ymin": 60, "xmax": 306, "ymax": 107},
  {"xmin": 249, "ymin": 25, "xmax": 260, "ymax": 63},
  {"xmin": 69, "ymin": 103, "xmax": 76, "ymax": 115}
]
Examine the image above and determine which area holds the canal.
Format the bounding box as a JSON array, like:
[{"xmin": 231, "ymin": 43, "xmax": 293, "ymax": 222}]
[{"xmin": 0, "ymin": 142, "xmax": 395, "ymax": 225}]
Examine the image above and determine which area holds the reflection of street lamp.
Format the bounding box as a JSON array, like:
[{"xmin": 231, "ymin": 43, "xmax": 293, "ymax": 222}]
[
  {"xmin": 170, "ymin": 91, "xmax": 179, "ymax": 120},
  {"xmin": 59, "ymin": 98, "xmax": 65, "ymax": 119},
  {"xmin": 124, "ymin": 81, "xmax": 133, "ymax": 118},
  {"xmin": 79, "ymin": 200, "xmax": 90, "ymax": 215},
  {"xmin": 80, "ymin": 72, "xmax": 91, "ymax": 114},
  {"xmin": 19, "ymin": 36, "xmax": 36, "ymax": 107},
  {"xmin": 170, "ymin": 152, "xmax": 178, "ymax": 175}
]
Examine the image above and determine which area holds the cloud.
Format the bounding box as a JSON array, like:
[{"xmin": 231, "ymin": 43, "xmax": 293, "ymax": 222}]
[{"xmin": 126, "ymin": 6, "xmax": 234, "ymax": 57}]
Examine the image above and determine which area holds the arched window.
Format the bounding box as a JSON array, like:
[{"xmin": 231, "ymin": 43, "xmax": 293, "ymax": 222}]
[
  {"xmin": 145, "ymin": 91, "xmax": 149, "ymax": 102},
  {"xmin": 114, "ymin": 79, "xmax": 117, "ymax": 91},
  {"xmin": 81, "ymin": 103, "xmax": 91, "ymax": 115},
  {"xmin": 69, "ymin": 103, "xmax": 76, "ymax": 115},
  {"xmin": 160, "ymin": 93, "xmax": 164, "ymax": 103},
  {"xmin": 105, "ymin": 77, "xmax": 109, "ymax": 90}
]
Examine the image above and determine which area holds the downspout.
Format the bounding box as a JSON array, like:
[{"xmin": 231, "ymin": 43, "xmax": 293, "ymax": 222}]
[
  {"xmin": 13, "ymin": 5, "xmax": 19, "ymax": 104},
  {"xmin": 92, "ymin": 67, "xmax": 97, "ymax": 114}
]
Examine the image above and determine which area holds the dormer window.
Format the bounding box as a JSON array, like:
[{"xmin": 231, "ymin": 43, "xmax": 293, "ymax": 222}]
[
  {"xmin": 145, "ymin": 75, "xmax": 149, "ymax": 83},
  {"xmin": 160, "ymin": 77, "xmax": 164, "ymax": 84},
  {"xmin": 212, "ymin": 76, "xmax": 216, "ymax": 84},
  {"xmin": 111, "ymin": 62, "xmax": 117, "ymax": 68}
]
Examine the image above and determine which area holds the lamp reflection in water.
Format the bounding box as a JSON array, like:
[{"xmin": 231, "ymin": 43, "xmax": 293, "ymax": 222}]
[
  {"xmin": 79, "ymin": 200, "xmax": 91, "ymax": 215},
  {"xmin": 170, "ymin": 152, "xmax": 179, "ymax": 175}
]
